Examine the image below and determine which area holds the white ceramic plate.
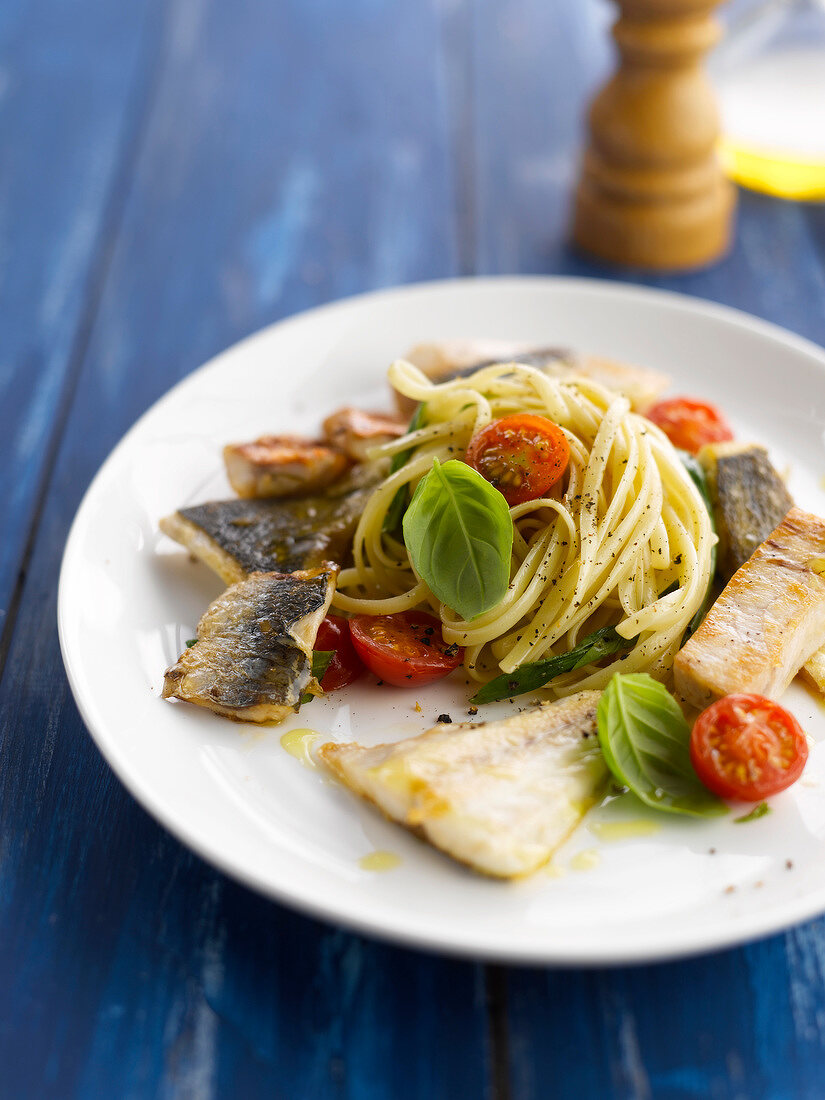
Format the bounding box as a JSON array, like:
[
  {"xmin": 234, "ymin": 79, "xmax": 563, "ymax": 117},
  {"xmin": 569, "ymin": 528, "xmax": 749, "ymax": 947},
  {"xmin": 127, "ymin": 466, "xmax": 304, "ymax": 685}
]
[{"xmin": 59, "ymin": 277, "xmax": 825, "ymax": 965}]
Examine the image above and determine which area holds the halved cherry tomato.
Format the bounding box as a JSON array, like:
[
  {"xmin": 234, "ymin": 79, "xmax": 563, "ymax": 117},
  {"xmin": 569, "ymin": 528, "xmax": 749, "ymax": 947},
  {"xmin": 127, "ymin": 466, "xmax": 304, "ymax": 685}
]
[
  {"xmin": 464, "ymin": 414, "xmax": 570, "ymax": 506},
  {"xmin": 314, "ymin": 615, "xmax": 364, "ymax": 691},
  {"xmin": 646, "ymin": 397, "xmax": 733, "ymax": 454},
  {"xmin": 690, "ymin": 694, "xmax": 808, "ymax": 801},
  {"xmin": 348, "ymin": 611, "xmax": 464, "ymax": 687}
]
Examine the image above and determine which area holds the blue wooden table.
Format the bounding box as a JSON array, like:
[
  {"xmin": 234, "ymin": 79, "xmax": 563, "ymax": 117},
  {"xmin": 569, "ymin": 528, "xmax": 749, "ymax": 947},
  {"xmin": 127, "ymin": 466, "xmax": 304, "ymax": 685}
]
[{"xmin": 2, "ymin": 1, "xmax": 825, "ymax": 1096}]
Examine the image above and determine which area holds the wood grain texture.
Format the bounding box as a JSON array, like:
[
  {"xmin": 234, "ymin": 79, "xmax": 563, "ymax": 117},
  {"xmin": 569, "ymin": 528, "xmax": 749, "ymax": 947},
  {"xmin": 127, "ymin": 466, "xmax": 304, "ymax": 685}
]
[
  {"xmin": 0, "ymin": 1, "xmax": 486, "ymax": 1097},
  {"xmin": 0, "ymin": 0, "xmax": 163, "ymax": 648},
  {"xmin": 3, "ymin": 0, "xmax": 825, "ymax": 1096}
]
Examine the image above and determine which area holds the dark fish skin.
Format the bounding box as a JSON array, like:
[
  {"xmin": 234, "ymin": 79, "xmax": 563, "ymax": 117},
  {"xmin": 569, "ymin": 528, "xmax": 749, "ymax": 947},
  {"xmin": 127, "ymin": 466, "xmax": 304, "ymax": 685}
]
[
  {"xmin": 160, "ymin": 469, "xmax": 377, "ymax": 585},
  {"xmin": 446, "ymin": 348, "xmax": 571, "ymax": 380},
  {"xmin": 699, "ymin": 443, "xmax": 794, "ymax": 579},
  {"xmin": 163, "ymin": 568, "xmax": 336, "ymax": 723},
  {"xmin": 394, "ymin": 346, "xmax": 574, "ymax": 418}
]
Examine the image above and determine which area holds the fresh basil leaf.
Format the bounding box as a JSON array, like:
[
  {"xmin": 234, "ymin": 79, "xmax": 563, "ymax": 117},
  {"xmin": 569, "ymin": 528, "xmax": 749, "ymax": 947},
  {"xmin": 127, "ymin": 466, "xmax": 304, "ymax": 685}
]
[
  {"xmin": 185, "ymin": 638, "xmax": 198, "ymax": 649},
  {"xmin": 311, "ymin": 650, "xmax": 335, "ymax": 681},
  {"xmin": 678, "ymin": 450, "xmax": 717, "ymax": 638},
  {"xmin": 597, "ymin": 673, "xmax": 727, "ymax": 818},
  {"xmin": 403, "ymin": 458, "xmax": 513, "ymax": 620},
  {"xmin": 471, "ymin": 626, "xmax": 632, "ymax": 705},
  {"xmin": 384, "ymin": 404, "xmax": 428, "ymax": 533},
  {"xmin": 734, "ymin": 801, "xmax": 771, "ymax": 824},
  {"xmin": 299, "ymin": 650, "xmax": 336, "ymax": 707}
]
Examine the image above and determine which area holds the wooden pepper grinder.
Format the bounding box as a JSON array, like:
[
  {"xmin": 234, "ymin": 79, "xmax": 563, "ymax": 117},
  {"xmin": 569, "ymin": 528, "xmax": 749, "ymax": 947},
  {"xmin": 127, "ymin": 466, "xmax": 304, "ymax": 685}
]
[{"xmin": 572, "ymin": 0, "xmax": 736, "ymax": 271}]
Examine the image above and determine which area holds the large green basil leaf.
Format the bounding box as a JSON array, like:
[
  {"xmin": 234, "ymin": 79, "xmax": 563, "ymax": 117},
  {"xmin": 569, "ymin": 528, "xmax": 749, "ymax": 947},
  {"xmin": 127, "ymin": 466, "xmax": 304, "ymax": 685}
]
[
  {"xmin": 596, "ymin": 673, "xmax": 727, "ymax": 817},
  {"xmin": 403, "ymin": 458, "xmax": 512, "ymax": 620}
]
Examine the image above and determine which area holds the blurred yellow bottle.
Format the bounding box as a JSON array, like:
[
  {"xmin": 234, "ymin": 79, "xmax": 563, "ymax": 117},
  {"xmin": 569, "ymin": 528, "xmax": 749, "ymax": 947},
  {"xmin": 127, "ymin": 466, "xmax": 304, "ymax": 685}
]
[{"xmin": 712, "ymin": 2, "xmax": 825, "ymax": 200}]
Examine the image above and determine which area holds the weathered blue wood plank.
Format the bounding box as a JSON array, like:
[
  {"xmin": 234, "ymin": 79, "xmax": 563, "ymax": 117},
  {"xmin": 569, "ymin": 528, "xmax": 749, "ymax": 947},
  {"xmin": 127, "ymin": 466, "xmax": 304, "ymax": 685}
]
[
  {"xmin": 0, "ymin": 1, "xmax": 489, "ymax": 1097},
  {"xmin": 0, "ymin": 0, "xmax": 163, "ymax": 640},
  {"xmin": 472, "ymin": 2, "xmax": 825, "ymax": 1098}
]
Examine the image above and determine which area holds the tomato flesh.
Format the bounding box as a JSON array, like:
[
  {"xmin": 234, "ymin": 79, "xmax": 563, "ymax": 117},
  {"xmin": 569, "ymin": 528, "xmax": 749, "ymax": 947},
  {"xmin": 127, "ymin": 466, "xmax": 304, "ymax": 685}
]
[
  {"xmin": 464, "ymin": 414, "xmax": 570, "ymax": 506},
  {"xmin": 690, "ymin": 693, "xmax": 808, "ymax": 801},
  {"xmin": 646, "ymin": 397, "xmax": 733, "ymax": 454},
  {"xmin": 314, "ymin": 615, "xmax": 364, "ymax": 691},
  {"xmin": 348, "ymin": 611, "xmax": 464, "ymax": 687}
]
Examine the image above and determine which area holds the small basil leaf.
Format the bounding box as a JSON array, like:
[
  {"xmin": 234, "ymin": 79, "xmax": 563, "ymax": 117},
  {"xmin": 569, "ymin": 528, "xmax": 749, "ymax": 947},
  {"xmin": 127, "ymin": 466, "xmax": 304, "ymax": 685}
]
[
  {"xmin": 185, "ymin": 638, "xmax": 198, "ymax": 649},
  {"xmin": 383, "ymin": 404, "xmax": 428, "ymax": 534},
  {"xmin": 472, "ymin": 626, "xmax": 632, "ymax": 705},
  {"xmin": 299, "ymin": 650, "xmax": 336, "ymax": 707},
  {"xmin": 597, "ymin": 673, "xmax": 727, "ymax": 818},
  {"xmin": 311, "ymin": 650, "xmax": 335, "ymax": 681},
  {"xmin": 734, "ymin": 801, "xmax": 771, "ymax": 824},
  {"xmin": 403, "ymin": 458, "xmax": 513, "ymax": 620}
]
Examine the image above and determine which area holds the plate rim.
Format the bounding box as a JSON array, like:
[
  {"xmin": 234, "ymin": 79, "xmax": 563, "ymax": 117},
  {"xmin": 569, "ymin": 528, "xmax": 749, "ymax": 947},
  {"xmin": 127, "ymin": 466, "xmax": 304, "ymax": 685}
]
[{"xmin": 58, "ymin": 274, "xmax": 825, "ymax": 965}]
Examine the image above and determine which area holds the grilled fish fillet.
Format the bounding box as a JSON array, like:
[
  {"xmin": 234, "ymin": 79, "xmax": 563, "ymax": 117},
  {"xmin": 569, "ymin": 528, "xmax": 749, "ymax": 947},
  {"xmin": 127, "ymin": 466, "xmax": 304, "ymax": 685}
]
[
  {"xmin": 223, "ymin": 435, "xmax": 349, "ymax": 498},
  {"xmin": 674, "ymin": 508, "xmax": 825, "ymax": 708},
  {"xmin": 321, "ymin": 691, "xmax": 607, "ymax": 878},
  {"xmin": 321, "ymin": 407, "xmax": 405, "ymax": 462},
  {"xmin": 163, "ymin": 568, "xmax": 336, "ymax": 723},
  {"xmin": 399, "ymin": 340, "xmax": 669, "ymax": 417},
  {"xmin": 699, "ymin": 441, "xmax": 793, "ymax": 579},
  {"xmin": 159, "ymin": 470, "xmax": 377, "ymax": 585}
]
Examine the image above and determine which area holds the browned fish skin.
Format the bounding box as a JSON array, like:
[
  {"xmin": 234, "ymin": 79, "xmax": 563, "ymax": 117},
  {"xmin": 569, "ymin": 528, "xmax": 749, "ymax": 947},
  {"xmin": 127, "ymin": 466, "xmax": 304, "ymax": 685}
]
[
  {"xmin": 159, "ymin": 471, "xmax": 378, "ymax": 584},
  {"xmin": 223, "ymin": 435, "xmax": 349, "ymax": 499},
  {"xmin": 163, "ymin": 568, "xmax": 336, "ymax": 723},
  {"xmin": 674, "ymin": 508, "xmax": 825, "ymax": 708},
  {"xmin": 699, "ymin": 441, "xmax": 793, "ymax": 578}
]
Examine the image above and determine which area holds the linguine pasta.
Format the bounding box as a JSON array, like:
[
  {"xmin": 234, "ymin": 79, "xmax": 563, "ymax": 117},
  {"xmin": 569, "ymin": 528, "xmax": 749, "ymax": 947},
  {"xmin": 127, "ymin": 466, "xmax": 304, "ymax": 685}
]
[{"xmin": 332, "ymin": 359, "xmax": 715, "ymax": 695}]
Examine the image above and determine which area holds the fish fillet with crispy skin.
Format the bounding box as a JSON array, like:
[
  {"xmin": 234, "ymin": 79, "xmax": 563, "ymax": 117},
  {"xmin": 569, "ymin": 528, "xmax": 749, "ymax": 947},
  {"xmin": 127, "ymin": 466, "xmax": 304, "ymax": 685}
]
[
  {"xmin": 159, "ymin": 468, "xmax": 379, "ymax": 585},
  {"xmin": 163, "ymin": 567, "xmax": 336, "ymax": 723},
  {"xmin": 674, "ymin": 508, "xmax": 825, "ymax": 709},
  {"xmin": 321, "ymin": 691, "xmax": 607, "ymax": 878},
  {"xmin": 698, "ymin": 441, "xmax": 793, "ymax": 579}
]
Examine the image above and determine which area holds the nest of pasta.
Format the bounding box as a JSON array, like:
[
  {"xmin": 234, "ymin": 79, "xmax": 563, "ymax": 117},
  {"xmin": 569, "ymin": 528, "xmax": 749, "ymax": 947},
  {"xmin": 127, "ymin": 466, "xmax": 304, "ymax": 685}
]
[{"xmin": 333, "ymin": 359, "xmax": 714, "ymax": 696}]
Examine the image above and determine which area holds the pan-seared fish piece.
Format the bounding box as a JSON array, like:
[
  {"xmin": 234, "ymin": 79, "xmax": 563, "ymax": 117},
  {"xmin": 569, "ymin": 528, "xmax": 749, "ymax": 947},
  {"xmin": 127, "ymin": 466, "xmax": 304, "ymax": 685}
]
[
  {"xmin": 322, "ymin": 407, "xmax": 405, "ymax": 462},
  {"xmin": 695, "ymin": 442, "xmax": 825, "ymax": 695},
  {"xmin": 698, "ymin": 441, "xmax": 793, "ymax": 579},
  {"xmin": 321, "ymin": 691, "xmax": 607, "ymax": 878},
  {"xmin": 160, "ymin": 471, "xmax": 377, "ymax": 585},
  {"xmin": 163, "ymin": 568, "xmax": 336, "ymax": 723},
  {"xmin": 223, "ymin": 434, "xmax": 349, "ymax": 498},
  {"xmin": 399, "ymin": 340, "xmax": 669, "ymax": 417},
  {"xmin": 674, "ymin": 508, "xmax": 825, "ymax": 709}
]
